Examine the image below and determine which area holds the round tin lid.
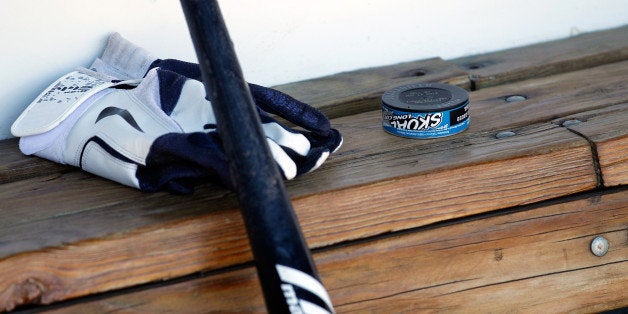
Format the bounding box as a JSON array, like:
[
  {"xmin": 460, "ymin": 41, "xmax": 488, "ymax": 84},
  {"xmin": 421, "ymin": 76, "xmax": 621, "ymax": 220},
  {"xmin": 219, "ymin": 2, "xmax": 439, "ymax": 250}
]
[{"xmin": 382, "ymin": 83, "xmax": 469, "ymax": 112}]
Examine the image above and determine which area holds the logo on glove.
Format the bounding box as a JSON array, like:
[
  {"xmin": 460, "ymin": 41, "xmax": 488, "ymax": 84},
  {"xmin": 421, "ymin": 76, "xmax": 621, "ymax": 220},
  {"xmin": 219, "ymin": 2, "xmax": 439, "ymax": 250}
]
[{"xmin": 96, "ymin": 106, "xmax": 144, "ymax": 133}]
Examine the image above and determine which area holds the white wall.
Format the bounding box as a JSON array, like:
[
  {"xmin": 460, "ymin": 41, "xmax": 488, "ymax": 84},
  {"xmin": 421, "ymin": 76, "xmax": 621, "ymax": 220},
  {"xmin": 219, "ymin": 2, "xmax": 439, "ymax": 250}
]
[{"xmin": 1, "ymin": 0, "xmax": 627, "ymax": 140}]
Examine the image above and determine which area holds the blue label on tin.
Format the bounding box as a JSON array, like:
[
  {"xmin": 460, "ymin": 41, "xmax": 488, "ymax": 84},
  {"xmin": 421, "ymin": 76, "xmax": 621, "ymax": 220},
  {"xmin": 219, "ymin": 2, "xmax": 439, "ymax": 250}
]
[{"xmin": 382, "ymin": 102, "xmax": 469, "ymax": 139}]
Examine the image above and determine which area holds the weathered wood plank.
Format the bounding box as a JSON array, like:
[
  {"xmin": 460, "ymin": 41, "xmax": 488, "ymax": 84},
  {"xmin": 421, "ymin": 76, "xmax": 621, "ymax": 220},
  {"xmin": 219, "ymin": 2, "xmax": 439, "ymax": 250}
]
[
  {"xmin": 0, "ymin": 138, "xmax": 70, "ymax": 185},
  {"xmin": 5, "ymin": 59, "xmax": 628, "ymax": 310},
  {"xmin": 0, "ymin": 121, "xmax": 597, "ymax": 311},
  {"xmin": 45, "ymin": 189, "xmax": 628, "ymax": 313},
  {"xmin": 291, "ymin": 122, "xmax": 596, "ymax": 246},
  {"xmin": 558, "ymin": 103, "xmax": 628, "ymax": 187},
  {"xmin": 273, "ymin": 57, "xmax": 470, "ymax": 119},
  {"xmin": 0, "ymin": 119, "xmax": 597, "ymax": 306},
  {"xmin": 463, "ymin": 60, "xmax": 628, "ymax": 131},
  {"xmin": 452, "ymin": 25, "xmax": 628, "ymax": 89}
]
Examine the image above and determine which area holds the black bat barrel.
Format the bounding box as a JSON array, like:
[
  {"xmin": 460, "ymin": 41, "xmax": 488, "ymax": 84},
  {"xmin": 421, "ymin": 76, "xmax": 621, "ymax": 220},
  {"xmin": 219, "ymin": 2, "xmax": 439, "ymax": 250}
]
[{"xmin": 179, "ymin": 1, "xmax": 334, "ymax": 313}]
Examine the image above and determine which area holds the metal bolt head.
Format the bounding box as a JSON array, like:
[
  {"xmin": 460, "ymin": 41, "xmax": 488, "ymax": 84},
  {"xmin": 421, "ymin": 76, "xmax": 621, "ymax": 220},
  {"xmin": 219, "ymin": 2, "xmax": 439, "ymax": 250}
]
[
  {"xmin": 590, "ymin": 236, "xmax": 609, "ymax": 257},
  {"xmin": 496, "ymin": 131, "xmax": 516, "ymax": 139},
  {"xmin": 562, "ymin": 119, "xmax": 582, "ymax": 127},
  {"xmin": 505, "ymin": 95, "xmax": 527, "ymax": 102}
]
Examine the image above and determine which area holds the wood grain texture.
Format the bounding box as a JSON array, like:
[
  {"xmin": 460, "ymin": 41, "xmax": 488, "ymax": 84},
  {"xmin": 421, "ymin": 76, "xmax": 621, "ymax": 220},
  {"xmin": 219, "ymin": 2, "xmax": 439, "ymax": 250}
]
[
  {"xmin": 46, "ymin": 189, "xmax": 628, "ymax": 313},
  {"xmin": 463, "ymin": 60, "xmax": 628, "ymax": 132},
  {"xmin": 559, "ymin": 103, "xmax": 628, "ymax": 187},
  {"xmin": 452, "ymin": 25, "xmax": 628, "ymax": 89},
  {"xmin": 0, "ymin": 138, "xmax": 70, "ymax": 185},
  {"xmin": 273, "ymin": 57, "xmax": 470, "ymax": 119},
  {"xmin": 291, "ymin": 122, "xmax": 596, "ymax": 246},
  {"xmin": 0, "ymin": 122, "xmax": 597, "ymax": 311}
]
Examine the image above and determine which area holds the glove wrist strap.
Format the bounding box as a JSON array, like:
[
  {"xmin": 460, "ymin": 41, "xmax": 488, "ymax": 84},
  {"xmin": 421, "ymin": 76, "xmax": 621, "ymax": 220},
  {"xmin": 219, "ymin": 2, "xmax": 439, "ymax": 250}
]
[{"xmin": 11, "ymin": 68, "xmax": 139, "ymax": 137}]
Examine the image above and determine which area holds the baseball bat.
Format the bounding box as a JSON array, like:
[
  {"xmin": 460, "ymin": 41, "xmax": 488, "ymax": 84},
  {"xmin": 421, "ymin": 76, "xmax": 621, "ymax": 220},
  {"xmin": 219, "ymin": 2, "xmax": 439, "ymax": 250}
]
[{"xmin": 179, "ymin": 1, "xmax": 335, "ymax": 313}]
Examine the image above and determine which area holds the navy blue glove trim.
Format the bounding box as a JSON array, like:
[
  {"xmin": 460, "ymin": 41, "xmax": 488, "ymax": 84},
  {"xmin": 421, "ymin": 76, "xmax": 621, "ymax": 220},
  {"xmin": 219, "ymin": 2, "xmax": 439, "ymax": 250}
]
[
  {"xmin": 157, "ymin": 69, "xmax": 187, "ymax": 115},
  {"xmin": 79, "ymin": 136, "xmax": 136, "ymax": 168},
  {"xmin": 137, "ymin": 132, "xmax": 233, "ymax": 194},
  {"xmin": 248, "ymin": 83, "xmax": 331, "ymax": 138},
  {"xmin": 149, "ymin": 59, "xmax": 203, "ymax": 81}
]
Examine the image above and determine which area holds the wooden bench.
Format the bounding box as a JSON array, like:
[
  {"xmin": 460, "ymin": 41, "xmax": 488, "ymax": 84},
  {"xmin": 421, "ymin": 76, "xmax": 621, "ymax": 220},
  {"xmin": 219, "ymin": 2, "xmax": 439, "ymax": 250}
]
[{"xmin": 1, "ymin": 25, "xmax": 626, "ymax": 312}]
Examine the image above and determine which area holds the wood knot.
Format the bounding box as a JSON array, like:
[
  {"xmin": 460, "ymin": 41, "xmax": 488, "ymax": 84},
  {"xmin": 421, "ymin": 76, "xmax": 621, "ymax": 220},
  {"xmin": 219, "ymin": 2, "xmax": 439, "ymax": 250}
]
[
  {"xmin": 494, "ymin": 248, "xmax": 503, "ymax": 261},
  {"xmin": 2, "ymin": 278, "xmax": 46, "ymax": 311}
]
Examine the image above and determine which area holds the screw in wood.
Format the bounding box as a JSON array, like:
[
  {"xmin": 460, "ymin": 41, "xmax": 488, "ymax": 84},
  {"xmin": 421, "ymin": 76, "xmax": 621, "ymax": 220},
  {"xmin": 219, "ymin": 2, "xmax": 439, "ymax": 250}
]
[
  {"xmin": 495, "ymin": 131, "xmax": 516, "ymax": 139},
  {"xmin": 505, "ymin": 95, "xmax": 527, "ymax": 102},
  {"xmin": 590, "ymin": 236, "xmax": 609, "ymax": 257},
  {"xmin": 561, "ymin": 119, "xmax": 582, "ymax": 127}
]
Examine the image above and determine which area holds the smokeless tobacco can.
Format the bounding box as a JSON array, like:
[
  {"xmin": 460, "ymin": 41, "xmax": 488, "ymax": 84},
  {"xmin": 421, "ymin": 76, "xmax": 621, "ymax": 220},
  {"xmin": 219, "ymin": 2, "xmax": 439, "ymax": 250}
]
[{"xmin": 382, "ymin": 83, "xmax": 470, "ymax": 139}]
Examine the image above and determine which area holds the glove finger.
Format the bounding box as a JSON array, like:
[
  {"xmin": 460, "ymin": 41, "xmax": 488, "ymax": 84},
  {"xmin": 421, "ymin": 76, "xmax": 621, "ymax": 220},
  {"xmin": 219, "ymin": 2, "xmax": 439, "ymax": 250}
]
[
  {"xmin": 308, "ymin": 149, "xmax": 331, "ymax": 174},
  {"xmin": 260, "ymin": 115, "xmax": 311, "ymax": 156},
  {"xmin": 267, "ymin": 139, "xmax": 297, "ymax": 180},
  {"xmin": 154, "ymin": 69, "xmax": 218, "ymax": 133},
  {"xmin": 248, "ymin": 83, "xmax": 331, "ymax": 138},
  {"xmin": 281, "ymin": 144, "xmax": 331, "ymax": 177},
  {"xmin": 299, "ymin": 127, "xmax": 344, "ymax": 155}
]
